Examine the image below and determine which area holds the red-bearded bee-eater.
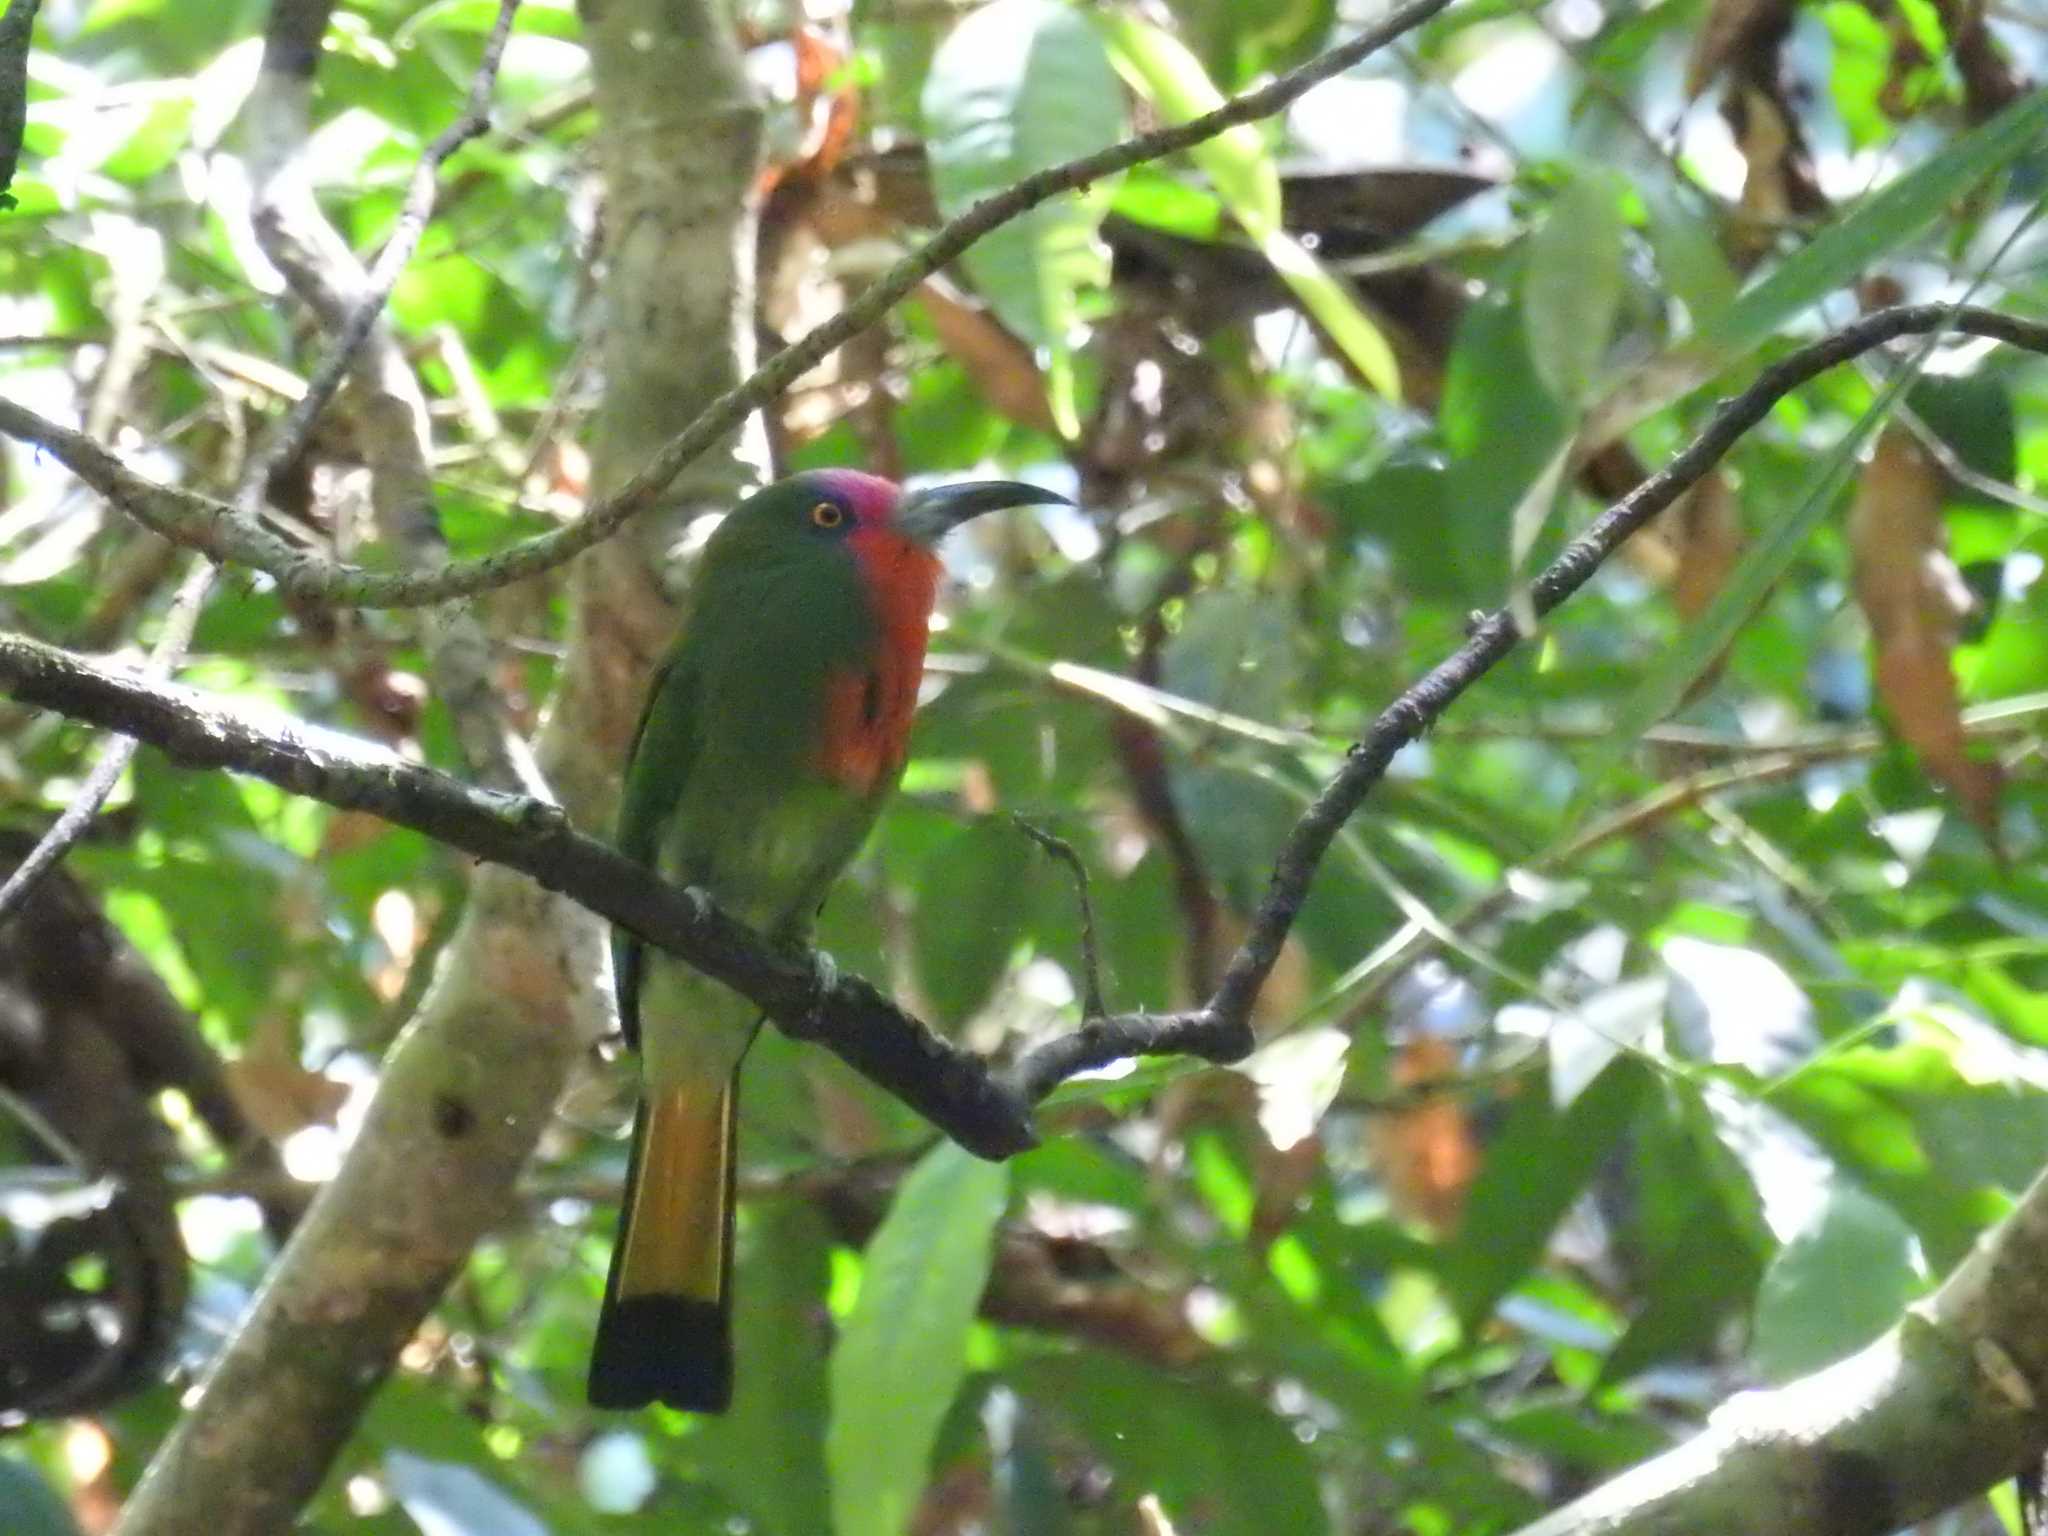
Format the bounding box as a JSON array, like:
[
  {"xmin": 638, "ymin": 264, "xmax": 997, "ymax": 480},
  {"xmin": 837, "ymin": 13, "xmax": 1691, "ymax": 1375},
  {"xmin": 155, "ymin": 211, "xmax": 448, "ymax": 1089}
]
[{"xmin": 590, "ymin": 468, "xmax": 1069, "ymax": 1412}]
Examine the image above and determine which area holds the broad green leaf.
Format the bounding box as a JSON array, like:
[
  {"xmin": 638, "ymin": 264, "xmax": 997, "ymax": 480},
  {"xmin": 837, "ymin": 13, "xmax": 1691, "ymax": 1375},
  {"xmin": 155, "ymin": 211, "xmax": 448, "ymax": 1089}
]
[
  {"xmin": 911, "ymin": 819, "xmax": 1034, "ymax": 1024},
  {"xmin": 1751, "ymin": 1179, "xmax": 1924, "ymax": 1381},
  {"xmin": 827, "ymin": 1143, "xmax": 1009, "ymax": 1536},
  {"xmin": 1441, "ymin": 283, "xmax": 1574, "ymax": 600},
  {"xmin": 1525, "ymin": 172, "xmax": 1626, "ymax": 408},
  {"xmin": 1599, "ymin": 1086, "xmax": 1770, "ymax": 1387},
  {"xmin": 0, "ymin": 1455, "xmax": 83, "ymax": 1536},
  {"xmin": 924, "ymin": 0, "xmax": 1127, "ymax": 438},
  {"xmin": 1642, "ymin": 181, "xmax": 1739, "ymax": 332},
  {"xmin": 1010, "ymin": 1353, "xmax": 1330, "ymax": 1536},
  {"xmin": 1093, "ymin": 11, "xmax": 1401, "ymax": 399},
  {"xmin": 695, "ymin": 1203, "xmax": 833, "ymax": 1536},
  {"xmin": 1445, "ymin": 1060, "xmax": 1651, "ymax": 1332}
]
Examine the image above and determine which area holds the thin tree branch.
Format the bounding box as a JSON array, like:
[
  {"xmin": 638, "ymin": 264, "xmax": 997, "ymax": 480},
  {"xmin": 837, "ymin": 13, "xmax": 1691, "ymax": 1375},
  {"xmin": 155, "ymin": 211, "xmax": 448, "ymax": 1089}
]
[
  {"xmin": 1008, "ymin": 301, "xmax": 2048, "ymax": 1100},
  {"xmin": 0, "ymin": 559, "xmax": 212, "ymax": 921},
  {"xmin": 1013, "ymin": 816, "xmax": 1107, "ymax": 1019},
  {"xmin": 4, "ymin": 305, "xmax": 2042, "ymax": 1135},
  {"xmin": 0, "ymin": 0, "xmax": 38, "ymax": 212},
  {"xmin": 1507, "ymin": 1153, "xmax": 2048, "ymax": 1536},
  {"xmin": 245, "ymin": 0, "xmax": 534, "ymax": 789},
  {"xmin": 0, "ymin": 0, "xmax": 522, "ymax": 923},
  {"xmin": 0, "ymin": 630, "xmax": 1038, "ymax": 1159},
  {"xmin": 0, "ymin": 0, "xmax": 1459, "ymax": 608}
]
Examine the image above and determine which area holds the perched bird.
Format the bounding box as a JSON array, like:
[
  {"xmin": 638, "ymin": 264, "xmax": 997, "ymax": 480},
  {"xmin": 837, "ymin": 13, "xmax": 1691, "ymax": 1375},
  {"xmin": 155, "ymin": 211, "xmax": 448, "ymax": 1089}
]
[{"xmin": 590, "ymin": 467, "xmax": 1068, "ymax": 1412}]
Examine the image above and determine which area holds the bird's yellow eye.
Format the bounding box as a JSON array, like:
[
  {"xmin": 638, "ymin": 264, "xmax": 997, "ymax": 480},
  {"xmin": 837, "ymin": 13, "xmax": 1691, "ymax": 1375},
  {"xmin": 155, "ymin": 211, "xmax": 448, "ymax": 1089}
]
[{"xmin": 810, "ymin": 501, "xmax": 845, "ymax": 530}]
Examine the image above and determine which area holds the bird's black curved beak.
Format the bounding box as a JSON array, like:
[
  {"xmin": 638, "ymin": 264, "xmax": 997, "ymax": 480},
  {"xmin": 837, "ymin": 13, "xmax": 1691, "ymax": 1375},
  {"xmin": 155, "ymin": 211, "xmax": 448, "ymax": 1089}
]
[{"xmin": 896, "ymin": 479, "xmax": 1072, "ymax": 546}]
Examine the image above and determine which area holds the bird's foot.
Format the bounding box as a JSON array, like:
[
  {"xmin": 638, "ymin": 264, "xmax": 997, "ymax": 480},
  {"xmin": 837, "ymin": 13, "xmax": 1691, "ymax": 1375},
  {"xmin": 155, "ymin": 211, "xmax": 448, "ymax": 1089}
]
[
  {"xmin": 679, "ymin": 884, "xmax": 713, "ymax": 923},
  {"xmin": 793, "ymin": 949, "xmax": 839, "ymax": 1039}
]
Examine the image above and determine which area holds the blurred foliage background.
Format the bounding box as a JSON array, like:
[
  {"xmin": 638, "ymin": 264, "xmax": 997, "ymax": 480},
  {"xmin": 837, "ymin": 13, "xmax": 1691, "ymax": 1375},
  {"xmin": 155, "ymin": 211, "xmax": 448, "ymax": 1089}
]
[{"xmin": 1, "ymin": 0, "xmax": 2047, "ymax": 1531}]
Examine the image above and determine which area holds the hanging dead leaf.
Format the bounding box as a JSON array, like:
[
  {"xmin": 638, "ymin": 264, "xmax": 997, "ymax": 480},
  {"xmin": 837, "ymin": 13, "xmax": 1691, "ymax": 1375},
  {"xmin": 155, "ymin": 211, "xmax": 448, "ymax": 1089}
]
[
  {"xmin": 1849, "ymin": 427, "xmax": 2003, "ymax": 848},
  {"xmin": 1365, "ymin": 1034, "xmax": 1479, "ymax": 1234},
  {"xmin": 224, "ymin": 1013, "xmax": 349, "ymax": 1143},
  {"xmin": 1669, "ymin": 470, "xmax": 1745, "ymax": 622},
  {"xmin": 1685, "ymin": 0, "xmax": 1793, "ymax": 99},
  {"xmin": 914, "ymin": 277, "xmax": 1059, "ymax": 436}
]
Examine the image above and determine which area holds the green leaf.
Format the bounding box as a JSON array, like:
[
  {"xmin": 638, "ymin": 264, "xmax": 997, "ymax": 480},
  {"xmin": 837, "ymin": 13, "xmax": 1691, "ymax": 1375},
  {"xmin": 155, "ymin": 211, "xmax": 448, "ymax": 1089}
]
[
  {"xmin": 1441, "ymin": 282, "xmax": 1574, "ymax": 598},
  {"xmin": 695, "ymin": 1203, "xmax": 834, "ymax": 1536},
  {"xmin": 1092, "ymin": 11, "xmax": 1276, "ymax": 228},
  {"xmin": 923, "ymin": 0, "xmax": 1127, "ymax": 438},
  {"xmin": 0, "ymin": 1455, "xmax": 84, "ymax": 1536},
  {"xmin": 1445, "ymin": 1059, "xmax": 1651, "ymax": 1332},
  {"xmin": 1093, "ymin": 10, "xmax": 1401, "ymax": 399},
  {"xmin": 1708, "ymin": 90, "xmax": 2048, "ymax": 358},
  {"xmin": 827, "ymin": 1143, "xmax": 1009, "ymax": 1536},
  {"xmin": 1578, "ymin": 318, "xmax": 1943, "ymax": 801},
  {"xmin": 1641, "ymin": 182, "xmax": 1739, "ymax": 332},
  {"xmin": 1010, "ymin": 1354, "xmax": 1330, "ymax": 1536},
  {"xmin": 1751, "ymin": 1179, "xmax": 1923, "ymax": 1381},
  {"xmin": 1107, "ymin": 166, "xmax": 1224, "ymax": 240},
  {"xmin": 1583, "ymin": 87, "xmax": 2048, "ymax": 446},
  {"xmin": 1524, "ymin": 171, "xmax": 1626, "ymax": 407},
  {"xmin": 912, "ymin": 819, "xmax": 1034, "ymax": 1024}
]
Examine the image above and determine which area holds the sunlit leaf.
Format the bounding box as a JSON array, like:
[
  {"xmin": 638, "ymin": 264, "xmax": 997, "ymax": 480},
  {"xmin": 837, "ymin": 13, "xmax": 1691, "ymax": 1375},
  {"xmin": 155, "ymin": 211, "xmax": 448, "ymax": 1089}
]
[
  {"xmin": 1093, "ymin": 10, "xmax": 1400, "ymax": 399},
  {"xmin": 923, "ymin": 0, "xmax": 1127, "ymax": 437},
  {"xmin": 827, "ymin": 1144, "xmax": 1009, "ymax": 1536}
]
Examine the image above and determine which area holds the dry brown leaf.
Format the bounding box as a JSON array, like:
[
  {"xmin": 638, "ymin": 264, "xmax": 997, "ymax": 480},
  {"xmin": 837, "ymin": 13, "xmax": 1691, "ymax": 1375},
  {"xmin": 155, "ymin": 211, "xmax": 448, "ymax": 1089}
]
[
  {"xmin": 1685, "ymin": 0, "xmax": 1794, "ymax": 99},
  {"xmin": 225, "ymin": 1013, "xmax": 349, "ymax": 1142},
  {"xmin": 914, "ymin": 277, "xmax": 1059, "ymax": 436},
  {"xmin": 1365, "ymin": 1034, "xmax": 1479, "ymax": 1234},
  {"xmin": 1669, "ymin": 469, "xmax": 1746, "ymax": 622},
  {"xmin": 1850, "ymin": 427, "xmax": 2003, "ymax": 846}
]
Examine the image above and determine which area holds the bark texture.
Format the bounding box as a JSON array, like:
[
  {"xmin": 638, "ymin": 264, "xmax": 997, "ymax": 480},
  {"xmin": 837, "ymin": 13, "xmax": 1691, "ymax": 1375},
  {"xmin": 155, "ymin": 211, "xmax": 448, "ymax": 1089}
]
[{"xmin": 109, "ymin": 3, "xmax": 761, "ymax": 1530}]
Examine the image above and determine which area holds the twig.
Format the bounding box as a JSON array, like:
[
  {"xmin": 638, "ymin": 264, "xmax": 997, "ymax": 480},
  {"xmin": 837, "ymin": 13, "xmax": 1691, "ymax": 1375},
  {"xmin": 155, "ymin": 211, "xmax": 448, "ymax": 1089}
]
[
  {"xmin": 1012, "ymin": 815, "xmax": 1107, "ymax": 1019},
  {"xmin": 0, "ymin": 0, "xmax": 522, "ymax": 921},
  {"xmin": 0, "ymin": 559, "xmax": 213, "ymax": 921},
  {"xmin": 245, "ymin": 0, "xmax": 536, "ymax": 790},
  {"xmin": 0, "ymin": 0, "xmax": 1460, "ymax": 608},
  {"xmin": 246, "ymin": 0, "xmax": 516, "ymax": 498},
  {"xmin": 6, "ymin": 306, "xmax": 2044, "ymax": 1136},
  {"xmin": 1006, "ymin": 302, "xmax": 2048, "ymax": 1102},
  {"xmin": 0, "ymin": 630, "xmax": 1037, "ymax": 1159}
]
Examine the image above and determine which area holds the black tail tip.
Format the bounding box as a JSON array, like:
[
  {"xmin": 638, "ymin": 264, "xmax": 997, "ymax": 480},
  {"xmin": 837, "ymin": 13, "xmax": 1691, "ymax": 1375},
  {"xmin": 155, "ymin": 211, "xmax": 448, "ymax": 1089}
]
[{"xmin": 587, "ymin": 1295, "xmax": 733, "ymax": 1413}]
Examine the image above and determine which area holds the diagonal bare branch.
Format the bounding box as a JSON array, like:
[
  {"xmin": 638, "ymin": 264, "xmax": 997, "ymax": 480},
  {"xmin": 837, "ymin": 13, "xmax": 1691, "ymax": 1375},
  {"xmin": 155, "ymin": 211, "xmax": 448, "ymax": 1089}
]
[
  {"xmin": 0, "ymin": 0, "xmax": 1458, "ymax": 608},
  {"xmin": 4, "ymin": 303, "xmax": 2041, "ymax": 1134}
]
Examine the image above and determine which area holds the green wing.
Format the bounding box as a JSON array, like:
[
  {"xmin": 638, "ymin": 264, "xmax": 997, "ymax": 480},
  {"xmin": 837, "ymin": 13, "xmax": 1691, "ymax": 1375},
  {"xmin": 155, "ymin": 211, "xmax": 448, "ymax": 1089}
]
[{"xmin": 612, "ymin": 647, "xmax": 702, "ymax": 1049}]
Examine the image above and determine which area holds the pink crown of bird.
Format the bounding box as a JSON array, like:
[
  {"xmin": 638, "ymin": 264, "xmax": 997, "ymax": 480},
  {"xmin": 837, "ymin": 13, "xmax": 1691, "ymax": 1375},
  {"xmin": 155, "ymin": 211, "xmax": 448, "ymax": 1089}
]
[{"xmin": 592, "ymin": 468, "xmax": 1069, "ymax": 1413}]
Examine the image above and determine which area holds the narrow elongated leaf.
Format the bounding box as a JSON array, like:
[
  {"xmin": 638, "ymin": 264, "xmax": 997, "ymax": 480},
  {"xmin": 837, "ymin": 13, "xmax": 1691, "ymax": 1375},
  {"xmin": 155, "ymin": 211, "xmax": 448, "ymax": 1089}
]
[
  {"xmin": 1525, "ymin": 172, "xmax": 1626, "ymax": 408},
  {"xmin": 1576, "ymin": 323, "xmax": 1939, "ymax": 799},
  {"xmin": 1583, "ymin": 86, "xmax": 2048, "ymax": 446},
  {"xmin": 1094, "ymin": 11, "xmax": 1401, "ymax": 399},
  {"xmin": 827, "ymin": 1143, "xmax": 1010, "ymax": 1536},
  {"xmin": 924, "ymin": 0, "xmax": 1127, "ymax": 437}
]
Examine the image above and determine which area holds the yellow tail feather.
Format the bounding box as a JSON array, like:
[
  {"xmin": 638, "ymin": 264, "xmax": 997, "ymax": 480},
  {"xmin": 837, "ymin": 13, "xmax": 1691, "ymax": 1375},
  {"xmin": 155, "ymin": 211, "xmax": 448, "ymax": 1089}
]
[{"xmin": 588, "ymin": 1079, "xmax": 738, "ymax": 1411}]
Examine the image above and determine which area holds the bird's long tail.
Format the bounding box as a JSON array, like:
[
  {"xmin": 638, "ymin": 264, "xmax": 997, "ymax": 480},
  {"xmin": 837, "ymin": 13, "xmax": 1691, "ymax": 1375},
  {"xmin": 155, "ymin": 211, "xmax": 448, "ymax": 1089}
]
[{"xmin": 588, "ymin": 1075, "xmax": 738, "ymax": 1411}]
